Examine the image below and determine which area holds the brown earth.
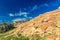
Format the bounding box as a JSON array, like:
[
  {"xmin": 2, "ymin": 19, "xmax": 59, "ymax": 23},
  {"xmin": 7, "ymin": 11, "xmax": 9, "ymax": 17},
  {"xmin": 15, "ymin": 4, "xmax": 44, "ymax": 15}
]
[{"xmin": 5, "ymin": 9, "xmax": 60, "ymax": 40}]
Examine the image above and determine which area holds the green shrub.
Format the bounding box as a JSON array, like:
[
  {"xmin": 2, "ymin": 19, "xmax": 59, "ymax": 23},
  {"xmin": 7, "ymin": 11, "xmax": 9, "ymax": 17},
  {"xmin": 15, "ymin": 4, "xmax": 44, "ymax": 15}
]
[
  {"xmin": 0, "ymin": 23, "xmax": 15, "ymax": 33},
  {"xmin": 32, "ymin": 35, "xmax": 44, "ymax": 40},
  {"xmin": 1, "ymin": 34, "xmax": 29, "ymax": 40}
]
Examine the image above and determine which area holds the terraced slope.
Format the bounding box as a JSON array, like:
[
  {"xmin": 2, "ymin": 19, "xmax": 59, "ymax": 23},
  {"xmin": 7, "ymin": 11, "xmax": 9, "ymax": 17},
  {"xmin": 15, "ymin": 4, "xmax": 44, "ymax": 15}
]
[{"xmin": 0, "ymin": 9, "xmax": 60, "ymax": 40}]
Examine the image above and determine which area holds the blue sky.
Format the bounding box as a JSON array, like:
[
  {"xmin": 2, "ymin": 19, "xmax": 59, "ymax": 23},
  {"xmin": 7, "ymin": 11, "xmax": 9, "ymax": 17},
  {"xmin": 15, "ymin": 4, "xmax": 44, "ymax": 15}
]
[{"xmin": 0, "ymin": 0, "xmax": 60, "ymax": 22}]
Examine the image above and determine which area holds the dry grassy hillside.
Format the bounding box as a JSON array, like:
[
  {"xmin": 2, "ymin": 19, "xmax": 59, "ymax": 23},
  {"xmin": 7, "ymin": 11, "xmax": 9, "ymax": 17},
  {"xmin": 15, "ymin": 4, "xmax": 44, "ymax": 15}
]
[{"xmin": 2, "ymin": 9, "xmax": 60, "ymax": 40}]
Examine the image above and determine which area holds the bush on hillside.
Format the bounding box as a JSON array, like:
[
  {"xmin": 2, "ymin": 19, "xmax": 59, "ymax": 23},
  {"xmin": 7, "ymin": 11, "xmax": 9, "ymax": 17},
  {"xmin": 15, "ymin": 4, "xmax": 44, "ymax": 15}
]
[{"xmin": 0, "ymin": 23, "xmax": 15, "ymax": 33}]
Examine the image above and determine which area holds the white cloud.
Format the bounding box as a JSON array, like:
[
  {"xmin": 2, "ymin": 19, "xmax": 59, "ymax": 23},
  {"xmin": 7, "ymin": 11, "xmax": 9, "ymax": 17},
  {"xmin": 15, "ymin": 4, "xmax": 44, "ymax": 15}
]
[
  {"xmin": 9, "ymin": 13, "xmax": 14, "ymax": 17},
  {"xmin": 12, "ymin": 17, "xmax": 32, "ymax": 22},
  {"xmin": 31, "ymin": 5, "xmax": 38, "ymax": 11},
  {"xmin": 58, "ymin": 6, "xmax": 60, "ymax": 9},
  {"xmin": 29, "ymin": 17, "xmax": 32, "ymax": 19},
  {"xmin": 18, "ymin": 12, "xmax": 29, "ymax": 16},
  {"xmin": 9, "ymin": 9, "xmax": 33, "ymax": 22},
  {"xmin": 12, "ymin": 16, "xmax": 32, "ymax": 22},
  {"xmin": 9, "ymin": 11, "xmax": 29, "ymax": 18},
  {"xmin": 12, "ymin": 18, "xmax": 27, "ymax": 22},
  {"xmin": 23, "ymin": 14, "xmax": 27, "ymax": 17}
]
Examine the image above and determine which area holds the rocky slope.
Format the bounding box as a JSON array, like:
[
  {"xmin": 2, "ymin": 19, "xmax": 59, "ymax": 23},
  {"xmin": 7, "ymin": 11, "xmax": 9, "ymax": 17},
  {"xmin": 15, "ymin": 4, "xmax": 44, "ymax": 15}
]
[{"xmin": 3, "ymin": 9, "xmax": 60, "ymax": 40}]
